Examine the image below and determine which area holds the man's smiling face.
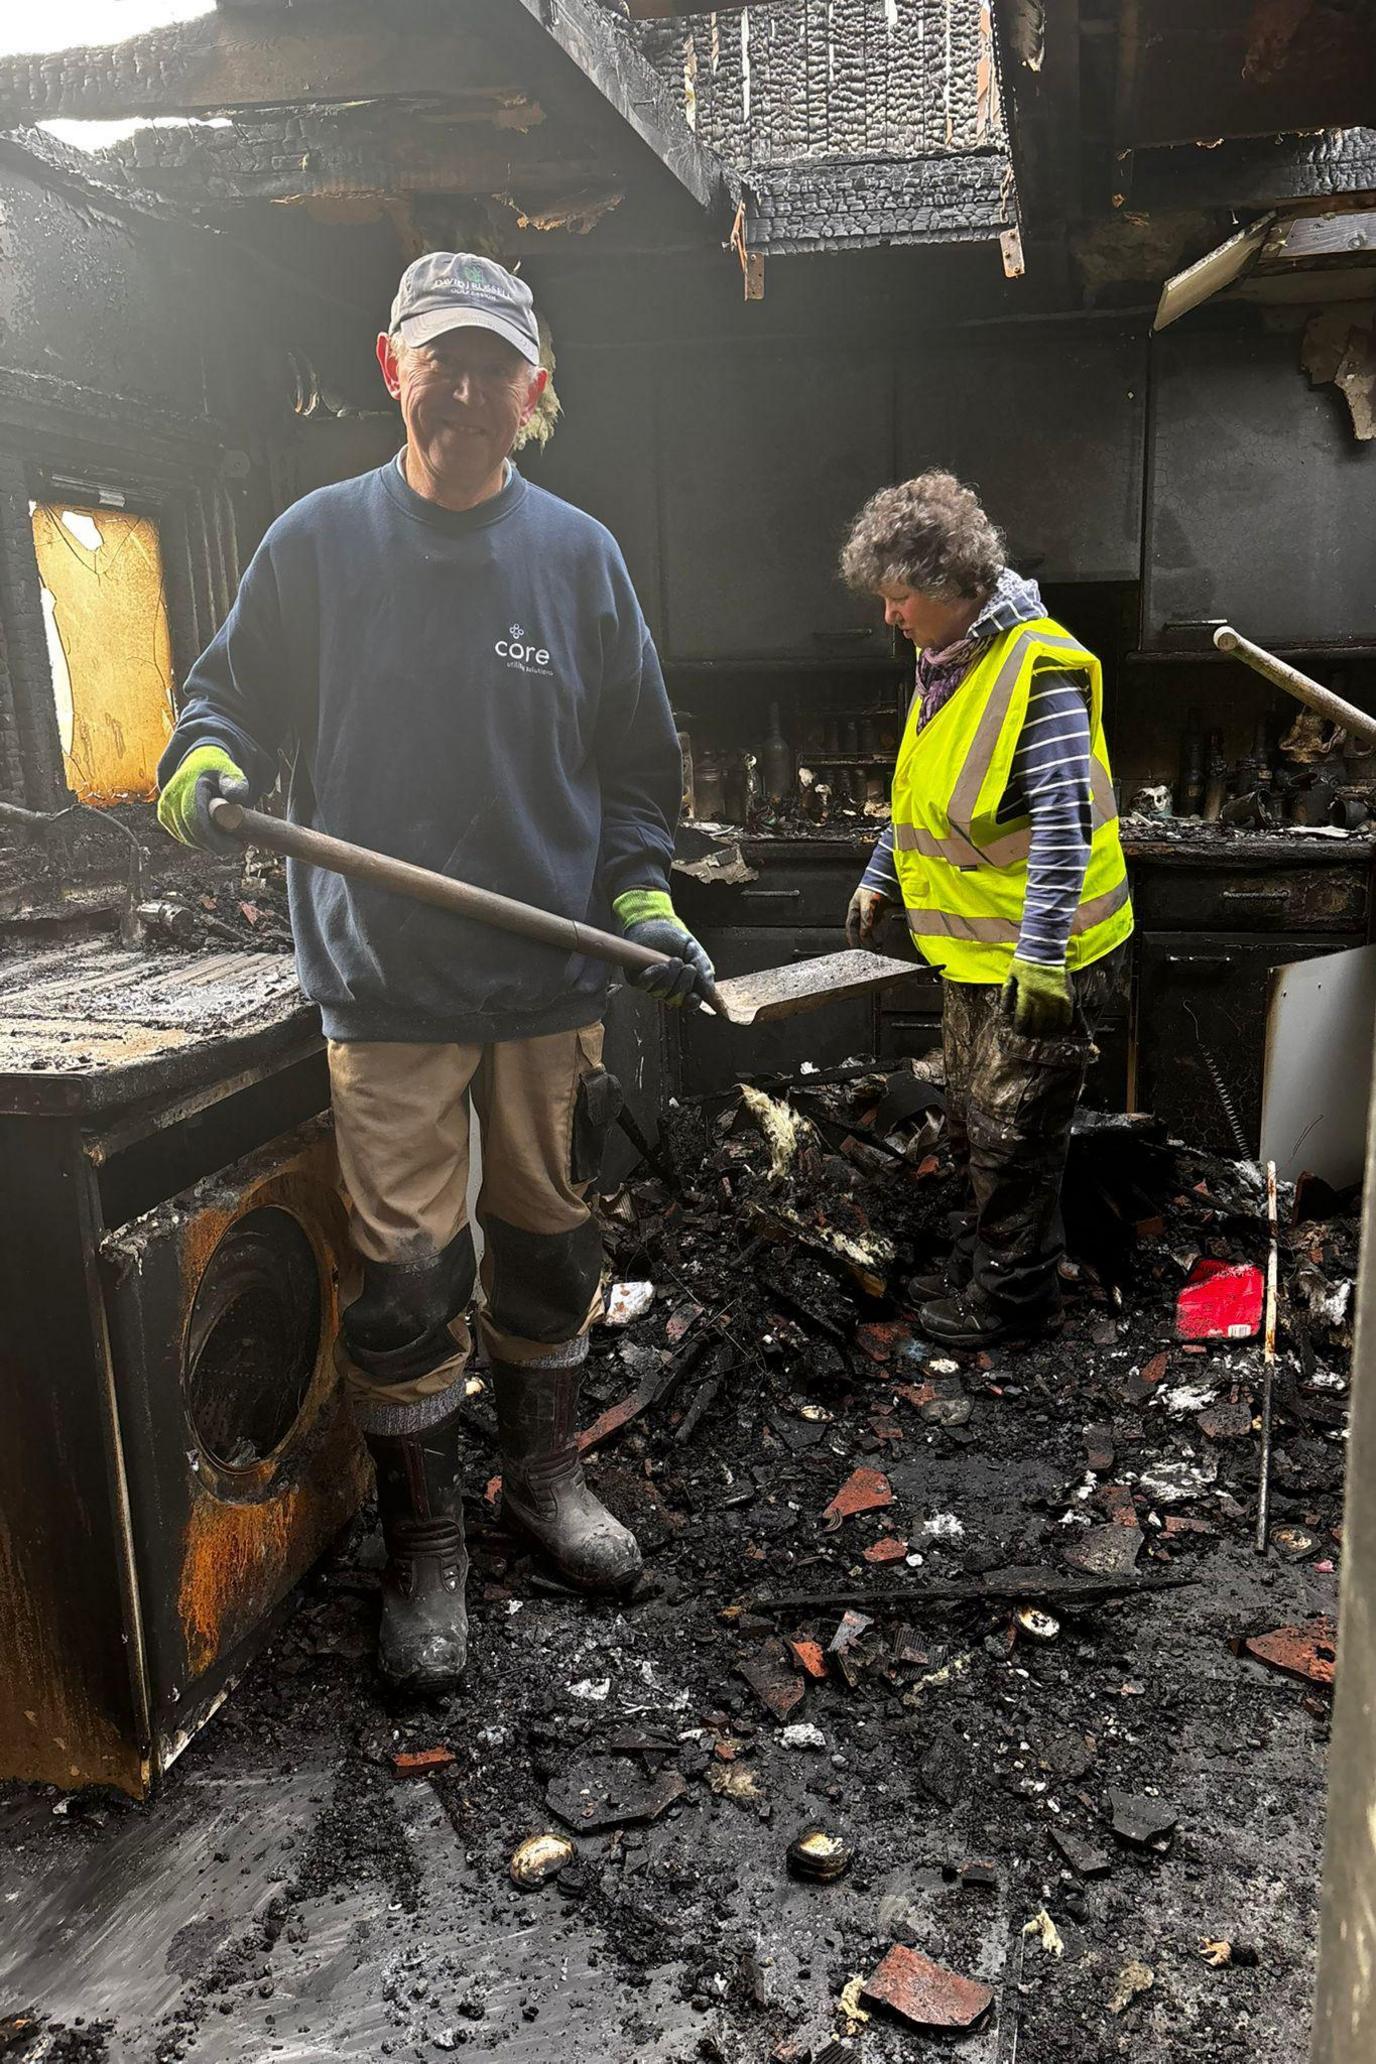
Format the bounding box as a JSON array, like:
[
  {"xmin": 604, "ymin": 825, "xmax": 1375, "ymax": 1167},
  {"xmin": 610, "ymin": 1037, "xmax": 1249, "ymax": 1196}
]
[{"xmin": 377, "ymin": 325, "xmax": 546, "ymax": 508}]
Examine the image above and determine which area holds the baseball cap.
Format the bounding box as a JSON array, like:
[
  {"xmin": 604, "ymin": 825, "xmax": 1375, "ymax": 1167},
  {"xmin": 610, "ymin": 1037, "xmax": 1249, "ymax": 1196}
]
[{"xmin": 388, "ymin": 252, "xmax": 541, "ymax": 366}]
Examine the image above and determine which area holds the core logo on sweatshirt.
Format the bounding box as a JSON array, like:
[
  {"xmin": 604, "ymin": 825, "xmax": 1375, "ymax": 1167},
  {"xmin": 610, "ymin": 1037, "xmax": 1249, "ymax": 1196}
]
[{"xmin": 496, "ymin": 621, "xmax": 552, "ymax": 674}]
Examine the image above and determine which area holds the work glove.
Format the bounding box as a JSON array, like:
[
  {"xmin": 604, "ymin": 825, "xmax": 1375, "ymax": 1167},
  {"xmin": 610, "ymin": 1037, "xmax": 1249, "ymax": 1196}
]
[
  {"xmin": 157, "ymin": 744, "xmax": 252, "ymax": 858},
  {"xmin": 846, "ymin": 884, "xmax": 894, "ymax": 952},
  {"xmin": 1002, "ymin": 955, "xmax": 1074, "ymax": 1038},
  {"xmin": 613, "ymin": 889, "xmax": 716, "ymax": 1008}
]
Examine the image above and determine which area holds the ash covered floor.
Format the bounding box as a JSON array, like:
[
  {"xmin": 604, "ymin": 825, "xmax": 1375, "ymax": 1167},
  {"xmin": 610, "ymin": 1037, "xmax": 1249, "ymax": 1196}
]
[{"xmin": 0, "ymin": 1069, "xmax": 1350, "ymax": 2064}]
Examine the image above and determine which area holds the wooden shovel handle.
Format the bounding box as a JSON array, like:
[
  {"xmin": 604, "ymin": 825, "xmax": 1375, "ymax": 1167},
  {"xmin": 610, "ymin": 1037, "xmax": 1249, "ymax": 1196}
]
[{"xmin": 207, "ymin": 798, "xmax": 730, "ymax": 1017}]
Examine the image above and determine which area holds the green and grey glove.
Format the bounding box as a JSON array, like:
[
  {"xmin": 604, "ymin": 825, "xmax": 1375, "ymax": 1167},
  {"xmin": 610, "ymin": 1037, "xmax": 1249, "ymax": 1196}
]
[
  {"xmin": 613, "ymin": 889, "xmax": 716, "ymax": 1008},
  {"xmin": 157, "ymin": 744, "xmax": 252, "ymax": 858},
  {"xmin": 1002, "ymin": 955, "xmax": 1073, "ymax": 1037}
]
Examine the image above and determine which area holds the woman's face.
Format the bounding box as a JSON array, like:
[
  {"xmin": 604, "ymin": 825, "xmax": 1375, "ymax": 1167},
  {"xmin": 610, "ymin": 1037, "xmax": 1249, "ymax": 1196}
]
[{"xmin": 878, "ymin": 583, "xmax": 982, "ymax": 653}]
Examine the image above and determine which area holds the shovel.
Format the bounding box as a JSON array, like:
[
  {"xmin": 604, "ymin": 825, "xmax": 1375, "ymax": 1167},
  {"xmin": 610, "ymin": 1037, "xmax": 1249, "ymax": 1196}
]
[{"xmin": 206, "ymin": 799, "xmax": 923, "ymax": 1027}]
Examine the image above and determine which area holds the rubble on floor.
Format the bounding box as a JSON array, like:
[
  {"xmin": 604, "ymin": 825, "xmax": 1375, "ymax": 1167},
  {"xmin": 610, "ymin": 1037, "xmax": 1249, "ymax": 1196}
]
[
  {"xmin": 0, "ymin": 802, "xmax": 293, "ymax": 955},
  {"xmin": 0, "ymin": 1058, "xmax": 1350, "ymax": 2062}
]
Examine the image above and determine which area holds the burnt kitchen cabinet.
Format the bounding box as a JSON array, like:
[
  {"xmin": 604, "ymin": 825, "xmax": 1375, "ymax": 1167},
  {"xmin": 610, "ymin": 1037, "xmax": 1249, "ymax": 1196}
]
[
  {"xmin": 1134, "ymin": 930, "xmax": 1350, "ymax": 1154},
  {"xmin": 658, "ymin": 345, "xmax": 892, "ymax": 660},
  {"xmin": 602, "ymin": 977, "xmax": 671, "ymax": 1187},
  {"xmin": 521, "ymin": 348, "xmax": 664, "ymax": 645},
  {"xmin": 1144, "ymin": 322, "xmax": 1376, "ymax": 650},
  {"xmin": 897, "ymin": 325, "xmax": 1146, "ymax": 583},
  {"xmin": 1132, "ymin": 861, "xmax": 1369, "ymax": 934}
]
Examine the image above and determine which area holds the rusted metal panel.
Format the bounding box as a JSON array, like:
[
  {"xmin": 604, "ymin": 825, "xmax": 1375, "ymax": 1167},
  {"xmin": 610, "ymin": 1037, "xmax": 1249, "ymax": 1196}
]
[
  {"xmin": 0, "ymin": 1116, "xmax": 152, "ymax": 1798},
  {"xmin": 103, "ymin": 1120, "xmax": 367, "ymax": 1765},
  {"xmin": 0, "ymin": 1066, "xmax": 364, "ymax": 1799}
]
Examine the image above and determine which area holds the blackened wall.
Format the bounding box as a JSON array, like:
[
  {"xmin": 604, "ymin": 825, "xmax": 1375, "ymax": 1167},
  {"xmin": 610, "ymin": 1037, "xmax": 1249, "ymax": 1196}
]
[
  {"xmin": 0, "ymin": 141, "xmax": 389, "ymax": 807},
  {"xmin": 520, "ymin": 242, "xmax": 1376, "ymax": 779}
]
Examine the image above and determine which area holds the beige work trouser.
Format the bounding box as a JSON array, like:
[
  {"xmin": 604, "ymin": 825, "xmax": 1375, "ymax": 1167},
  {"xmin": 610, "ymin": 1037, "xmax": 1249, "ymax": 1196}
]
[{"xmin": 328, "ymin": 1023, "xmax": 608, "ymax": 1430}]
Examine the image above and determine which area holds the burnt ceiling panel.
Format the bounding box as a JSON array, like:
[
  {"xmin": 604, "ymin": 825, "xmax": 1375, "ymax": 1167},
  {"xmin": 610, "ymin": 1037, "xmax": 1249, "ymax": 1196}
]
[
  {"xmin": 0, "ymin": 0, "xmax": 729, "ymax": 235},
  {"xmin": 638, "ymin": 0, "xmax": 1015, "ymax": 257},
  {"xmin": 745, "ymin": 151, "xmax": 1012, "ymax": 255},
  {"xmin": 641, "ymin": 0, "xmax": 1006, "ymax": 166}
]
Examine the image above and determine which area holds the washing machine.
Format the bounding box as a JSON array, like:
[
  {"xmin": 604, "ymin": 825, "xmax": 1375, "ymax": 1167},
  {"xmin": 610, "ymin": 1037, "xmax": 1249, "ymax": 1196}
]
[{"xmin": 0, "ymin": 939, "xmax": 367, "ymax": 1797}]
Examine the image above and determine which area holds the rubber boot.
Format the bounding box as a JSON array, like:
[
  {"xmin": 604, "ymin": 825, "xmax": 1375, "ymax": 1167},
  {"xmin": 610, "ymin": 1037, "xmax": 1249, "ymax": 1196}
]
[
  {"xmin": 492, "ymin": 1360, "xmax": 642, "ymax": 1591},
  {"xmin": 366, "ymin": 1407, "xmax": 469, "ymax": 1693}
]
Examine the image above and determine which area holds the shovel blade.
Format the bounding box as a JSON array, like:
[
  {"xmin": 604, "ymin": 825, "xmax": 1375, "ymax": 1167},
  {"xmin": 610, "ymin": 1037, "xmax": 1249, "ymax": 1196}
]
[{"xmin": 712, "ymin": 949, "xmax": 929, "ymax": 1026}]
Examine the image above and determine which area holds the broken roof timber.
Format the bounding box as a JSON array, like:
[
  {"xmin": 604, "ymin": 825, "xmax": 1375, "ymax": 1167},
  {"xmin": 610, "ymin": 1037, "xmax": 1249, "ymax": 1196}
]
[
  {"xmin": 494, "ymin": 0, "xmax": 727, "ymax": 216},
  {"xmin": 82, "ymin": 101, "xmax": 615, "ymax": 208},
  {"xmin": 990, "ymin": 0, "xmax": 1083, "ymax": 239},
  {"xmin": 0, "ymin": 0, "xmax": 728, "ymax": 220},
  {"xmin": 1126, "ymin": 130, "xmax": 1376, "ymax": 216},
  {"xmin": 744, "ymin": 153, "xmax": 1013, "ymax": 258}
]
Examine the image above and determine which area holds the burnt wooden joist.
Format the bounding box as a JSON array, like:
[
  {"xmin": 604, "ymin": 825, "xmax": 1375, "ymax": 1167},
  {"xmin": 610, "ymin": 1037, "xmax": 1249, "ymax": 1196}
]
[
  {"xmin": 88, "ymin": 98, "xmax": 616, "ymax": 207},
  {"xmin": 0, "ymin": 0, "xmax": 728, "ymax": 217},
  {"xmin": 744, "ymin": 151, "xmax": 1012, "ymax": 256},
  {"xmin": 1125, "ymin": 129, "xmax": 1376, "ymax": 214},
  {"xmin": 639, "ymin": 0, "xmax": 1004, "ymax": 167}
]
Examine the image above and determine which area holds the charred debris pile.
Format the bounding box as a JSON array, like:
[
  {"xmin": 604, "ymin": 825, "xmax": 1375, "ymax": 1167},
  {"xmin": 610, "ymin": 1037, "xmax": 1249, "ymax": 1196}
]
[
  {"xmin": 340, "ymin": 1061, "xmax": 1349, "ymax": 2056},
  {"xmin": 574, "ymin": 1059, "xmax": 1353, "ymax": 1586},
  {"xmin": 18, "ymin": 1057, "xmax": 1350, "ymax": 2059},
  {"xmin": 0, "ymin": 806, "xmax": 291, "ymax": 952}
]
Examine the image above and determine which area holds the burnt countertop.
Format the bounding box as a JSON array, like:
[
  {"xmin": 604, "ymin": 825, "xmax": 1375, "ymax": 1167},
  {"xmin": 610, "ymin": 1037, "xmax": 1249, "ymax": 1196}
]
[
  {"xmin": 0, "ymin": 936, "xmax": 317, "ymax": 1117},
  {"xmin": 678, "ymin": 821, "xmax": 1376, "ymax": 869}
]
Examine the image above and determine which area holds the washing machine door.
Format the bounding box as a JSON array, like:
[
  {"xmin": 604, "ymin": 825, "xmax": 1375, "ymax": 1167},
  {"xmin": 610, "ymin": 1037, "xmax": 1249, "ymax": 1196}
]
[{"xmin": 102, "ymin": 1116, "xmax": 368, "ymax": 1777}]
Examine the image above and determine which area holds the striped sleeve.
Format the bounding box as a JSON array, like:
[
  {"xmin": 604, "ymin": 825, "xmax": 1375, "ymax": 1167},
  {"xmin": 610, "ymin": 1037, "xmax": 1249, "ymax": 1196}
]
[
  {"xmin": 860, "ymin": 821, "xmax": 901, "ymax": 898},
  {"xmin": 999, "ymin": 670, "xmax": 1093, "ymax": 969}
]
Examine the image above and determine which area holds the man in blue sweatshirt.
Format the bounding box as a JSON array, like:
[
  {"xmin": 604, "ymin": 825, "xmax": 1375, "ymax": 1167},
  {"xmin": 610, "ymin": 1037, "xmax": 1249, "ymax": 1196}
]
[{"xmin": 157, "ymin": 253, "xmax": 712, "ymax": 1693}]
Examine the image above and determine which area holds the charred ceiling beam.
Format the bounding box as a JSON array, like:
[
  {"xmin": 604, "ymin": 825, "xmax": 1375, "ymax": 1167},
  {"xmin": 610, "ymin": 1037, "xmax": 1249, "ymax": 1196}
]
[
  {"xmin": 991, "ymin": 0, "xmax": 1083, "ymax": 246},
  {"xmin": 88, "ymin": 100, "xmax": 613, "ymax": 207},
  {"xmin": 0, "ymin": 0, "xmax": 727, "ymax": 220},
  {"xmin": 743, "ymin": 152, "xmax": 1013, "ymax": 257},
  {"xmin": 621, "ymin": 0, "xmax": 740, "ymax": 14},
  {"xmin": 484, "ymin": 0, "xmax": 728, "ymax": 215},
  {"xmin": 1125, "ymin": 129, "xmax": 1376, "ymax": 214},
  {"xmin": 1115, "ymin": 0, "xmax": 1376, "ymax": 150}
]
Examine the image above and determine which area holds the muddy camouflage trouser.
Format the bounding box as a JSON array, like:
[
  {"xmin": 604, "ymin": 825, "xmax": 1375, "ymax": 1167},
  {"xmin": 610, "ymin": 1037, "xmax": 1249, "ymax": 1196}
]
[{"xmin": 940, "ymin": 948, "xmax": 1125, "ymax": 1316}]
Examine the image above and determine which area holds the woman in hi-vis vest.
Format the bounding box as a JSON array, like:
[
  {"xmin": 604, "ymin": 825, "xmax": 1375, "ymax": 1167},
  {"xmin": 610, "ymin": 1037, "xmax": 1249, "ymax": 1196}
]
[{"xmin": 842, "ymin": 472, "xmax": 1134, "ymax": 1350}]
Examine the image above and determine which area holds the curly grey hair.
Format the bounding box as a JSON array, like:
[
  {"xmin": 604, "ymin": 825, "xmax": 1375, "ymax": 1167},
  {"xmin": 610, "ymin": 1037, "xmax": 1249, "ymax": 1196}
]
[{"xmin": 840, "ymin": 471, "xmax": 1005, "ymax": 602}]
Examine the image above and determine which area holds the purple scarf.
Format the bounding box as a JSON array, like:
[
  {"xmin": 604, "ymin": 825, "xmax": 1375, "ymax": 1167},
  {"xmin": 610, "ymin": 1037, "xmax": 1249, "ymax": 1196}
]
[{"xmin": 915, "ymin": 567, "xmax": 1045, "ymax": 730}]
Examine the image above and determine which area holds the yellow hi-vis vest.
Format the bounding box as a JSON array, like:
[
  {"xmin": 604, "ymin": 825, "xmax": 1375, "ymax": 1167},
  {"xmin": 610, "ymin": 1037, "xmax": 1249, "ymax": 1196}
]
[{"xmin": 890, "ymin": 616, "xmax": 1134, "ymax": 983}]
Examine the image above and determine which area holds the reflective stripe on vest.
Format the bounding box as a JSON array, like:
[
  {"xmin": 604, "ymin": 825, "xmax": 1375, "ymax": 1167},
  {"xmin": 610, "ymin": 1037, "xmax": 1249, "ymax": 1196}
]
[
  {"xmin": 889, "ymin": 617, "xmax": 1134, "ymax": 982},
  {"xmin": 906, "ymin": 872, "xmax": 1131, "ymax": 948}
]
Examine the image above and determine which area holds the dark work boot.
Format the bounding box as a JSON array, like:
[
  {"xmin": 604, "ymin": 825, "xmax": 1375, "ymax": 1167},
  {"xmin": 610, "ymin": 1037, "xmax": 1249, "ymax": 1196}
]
[
  {"xmin": 493, "ymin": 1360, "xmax": 642, "ymax": 1591},
  {"xmin": 917, "ymin": 1284, "xmax": 1062, "ymax": 1349},
  {"xmin": 365, "ymin": 1408, "xmax": 469, "ymax": 1693},
  {"xmin": 906, "ymin": 1252, "xmax": 973, "ymax": 1302}
]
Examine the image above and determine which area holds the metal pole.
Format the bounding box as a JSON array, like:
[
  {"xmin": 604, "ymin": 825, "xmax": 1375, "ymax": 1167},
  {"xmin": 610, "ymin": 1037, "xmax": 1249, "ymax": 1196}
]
[
  {"xmin": 1310, "ymin": 1069, "xmax": 1376, "ymax": 2057},
  {"xmin": 1214, "ymin": 626, "xmax": 1376, "ymax": 749},
  {"xmin": 1255, "ymin": 1161, "xmax": 1278, "ymax": 1555},
  {"xmin": 206, "ymin": 797, "xmax": 731, "ymax": 1018}
]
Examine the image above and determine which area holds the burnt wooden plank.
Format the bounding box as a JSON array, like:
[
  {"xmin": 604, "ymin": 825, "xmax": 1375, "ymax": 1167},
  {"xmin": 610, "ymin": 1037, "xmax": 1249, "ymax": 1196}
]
[{"xmin": 1128, "ymin": 129, "xmax": 1376, "ymax": 214}]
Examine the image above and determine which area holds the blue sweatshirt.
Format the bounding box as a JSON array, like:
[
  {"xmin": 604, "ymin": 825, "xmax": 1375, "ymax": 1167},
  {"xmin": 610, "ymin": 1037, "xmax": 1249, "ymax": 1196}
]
[{"xmin": 158, "ymin": 460, "xmax": 680, "ymax": 1044}]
